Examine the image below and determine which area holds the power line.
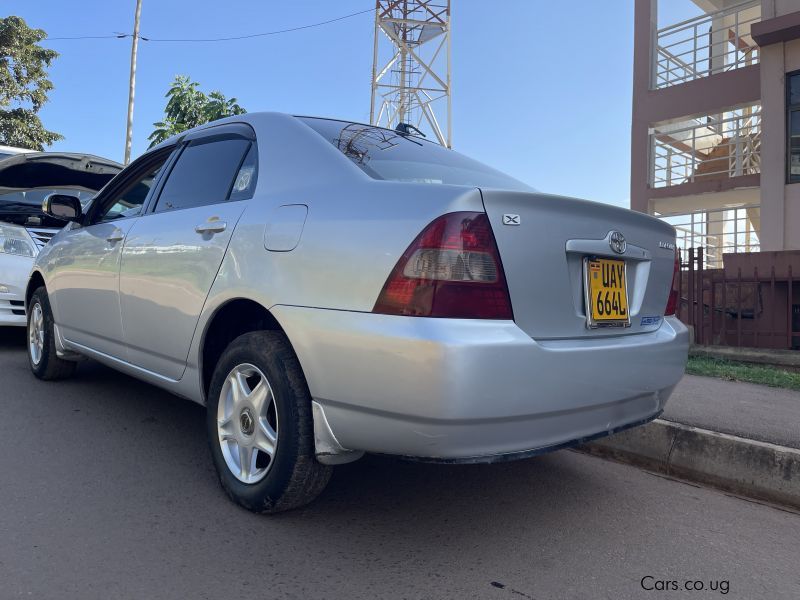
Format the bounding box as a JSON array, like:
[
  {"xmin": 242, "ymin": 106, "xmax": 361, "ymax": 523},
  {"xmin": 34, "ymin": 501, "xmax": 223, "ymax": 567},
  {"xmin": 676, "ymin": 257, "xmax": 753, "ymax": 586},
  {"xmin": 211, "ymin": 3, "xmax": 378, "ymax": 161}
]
[
  {"xmin": 46, "ymin": 7, "xmax": 375, "ymax": 44},
  {"xmin": 46, "ymin": 34, "xmax": 127, "ymax": 40},
  {"xmin": 144, "ymin": 7, "xmax": 374, "ymax": 42}
]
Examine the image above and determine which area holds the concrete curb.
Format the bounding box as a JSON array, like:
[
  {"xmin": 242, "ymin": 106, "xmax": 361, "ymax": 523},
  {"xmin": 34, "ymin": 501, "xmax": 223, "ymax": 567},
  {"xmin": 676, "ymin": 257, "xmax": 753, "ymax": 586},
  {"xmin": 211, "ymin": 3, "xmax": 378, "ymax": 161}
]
[{"xmin": 578, "ymin": 419, "xmax": 800, "ymax": 510}]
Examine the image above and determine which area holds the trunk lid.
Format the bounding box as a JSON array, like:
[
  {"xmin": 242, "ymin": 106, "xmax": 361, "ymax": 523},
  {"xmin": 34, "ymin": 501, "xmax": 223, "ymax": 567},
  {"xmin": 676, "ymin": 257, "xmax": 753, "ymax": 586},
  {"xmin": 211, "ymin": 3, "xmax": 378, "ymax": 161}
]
[{"xmin": 481, "ymin": 190, "xmax": 677, "ymax": 339}]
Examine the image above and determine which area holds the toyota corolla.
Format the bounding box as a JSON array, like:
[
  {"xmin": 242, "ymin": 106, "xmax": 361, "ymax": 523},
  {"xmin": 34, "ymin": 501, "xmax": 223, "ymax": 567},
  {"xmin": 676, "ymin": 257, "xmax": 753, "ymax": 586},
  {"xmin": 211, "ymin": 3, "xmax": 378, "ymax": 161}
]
[{"xmin": 26, "ymin": 113, "xmax": 688, "ymax": 513}]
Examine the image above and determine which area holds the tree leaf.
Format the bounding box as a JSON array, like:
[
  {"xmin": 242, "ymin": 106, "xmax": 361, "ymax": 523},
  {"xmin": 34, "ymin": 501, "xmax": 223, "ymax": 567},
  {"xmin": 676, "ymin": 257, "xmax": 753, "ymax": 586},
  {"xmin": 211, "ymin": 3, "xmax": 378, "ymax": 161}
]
[
  {"xmin": 0, "ymin": 16, "xmax": 61, "ymax": 147},
  {"xmin": 148, "ymin": 75, "xmax": 247, "ymax": 148}
]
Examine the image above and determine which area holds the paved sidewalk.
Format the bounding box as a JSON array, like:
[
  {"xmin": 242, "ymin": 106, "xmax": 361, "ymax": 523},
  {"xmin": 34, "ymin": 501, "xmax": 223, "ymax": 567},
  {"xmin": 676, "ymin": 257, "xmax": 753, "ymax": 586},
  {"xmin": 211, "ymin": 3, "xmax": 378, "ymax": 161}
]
[
  {"xmin": 664, "ymin": 375, "xmax": 800, "ymax": 449},
  {"xmin": 583, "ymin": 373, "xmax": 800, "ymax": 509}
]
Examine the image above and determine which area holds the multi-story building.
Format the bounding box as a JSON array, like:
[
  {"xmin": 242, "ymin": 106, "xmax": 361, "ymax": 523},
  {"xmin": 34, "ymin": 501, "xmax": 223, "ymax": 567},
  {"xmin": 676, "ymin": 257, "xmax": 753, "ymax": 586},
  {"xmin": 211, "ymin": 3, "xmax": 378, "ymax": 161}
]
[{"xmin": 632, "ymin": 0, "xmax": 800, "ymax": 268}]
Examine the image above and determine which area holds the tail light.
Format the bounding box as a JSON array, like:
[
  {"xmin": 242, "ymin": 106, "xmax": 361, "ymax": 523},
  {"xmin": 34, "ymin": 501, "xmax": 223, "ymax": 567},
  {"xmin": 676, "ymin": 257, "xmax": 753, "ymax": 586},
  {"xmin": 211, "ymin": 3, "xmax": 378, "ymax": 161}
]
[
  {"xmin": 664, "ymin": 249, "xmax": 680, "ymax": 316},
  {"xmin": 373, "ymin": 212, "xmax": 513, "ymax": 319}
]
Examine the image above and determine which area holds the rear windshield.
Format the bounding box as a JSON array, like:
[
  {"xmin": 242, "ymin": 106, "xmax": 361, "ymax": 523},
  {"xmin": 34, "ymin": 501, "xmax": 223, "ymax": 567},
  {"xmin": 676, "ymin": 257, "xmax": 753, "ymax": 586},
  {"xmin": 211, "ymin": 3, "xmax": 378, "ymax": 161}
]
[{"xmin": 298, "ymin": 117, "xmax": 532, "ymax": 191}]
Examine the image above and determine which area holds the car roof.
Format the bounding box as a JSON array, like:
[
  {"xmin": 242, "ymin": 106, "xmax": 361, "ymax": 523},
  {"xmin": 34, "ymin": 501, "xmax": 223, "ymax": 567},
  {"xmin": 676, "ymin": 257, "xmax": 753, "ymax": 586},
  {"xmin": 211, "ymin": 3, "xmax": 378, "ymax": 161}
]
[{"xmin": 146, "ymin": 112, "xmax": 430, "ymax": 152}]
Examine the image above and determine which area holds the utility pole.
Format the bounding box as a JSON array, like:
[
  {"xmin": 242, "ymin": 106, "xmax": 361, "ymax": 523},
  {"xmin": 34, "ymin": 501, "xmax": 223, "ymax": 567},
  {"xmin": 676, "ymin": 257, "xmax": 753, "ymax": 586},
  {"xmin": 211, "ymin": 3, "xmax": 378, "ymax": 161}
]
[{"xmin": 124, "ymin": 0, "xmax": 143, "ymax": 164}]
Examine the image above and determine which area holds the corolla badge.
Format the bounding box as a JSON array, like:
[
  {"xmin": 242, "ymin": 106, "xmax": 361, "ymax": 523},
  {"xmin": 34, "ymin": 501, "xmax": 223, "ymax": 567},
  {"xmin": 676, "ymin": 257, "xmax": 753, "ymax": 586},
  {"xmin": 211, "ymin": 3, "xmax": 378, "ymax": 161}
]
[{"xmin": 609, "ymin": 231, "xmax": 626, "ymax": 254}]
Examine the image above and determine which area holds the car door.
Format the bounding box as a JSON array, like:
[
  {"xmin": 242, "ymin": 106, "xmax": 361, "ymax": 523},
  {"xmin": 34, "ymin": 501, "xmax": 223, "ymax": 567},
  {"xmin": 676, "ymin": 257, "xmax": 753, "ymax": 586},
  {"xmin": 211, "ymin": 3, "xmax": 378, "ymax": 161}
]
[
  {"xmin": 119, "ymin": 124, "xmax": 258, "ymax": 380},
  {"xmin": 47, "ymin": 148, "xmax": 175, "ymax": 359}
]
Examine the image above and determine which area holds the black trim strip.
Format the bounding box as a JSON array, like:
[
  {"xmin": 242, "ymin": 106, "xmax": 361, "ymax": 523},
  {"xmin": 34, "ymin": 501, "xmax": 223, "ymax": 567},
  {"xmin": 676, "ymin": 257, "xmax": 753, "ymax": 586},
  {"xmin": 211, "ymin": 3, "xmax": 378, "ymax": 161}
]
[{"xmin": 393, "ymin": 410, "xmax": 663, "ymax": 464}]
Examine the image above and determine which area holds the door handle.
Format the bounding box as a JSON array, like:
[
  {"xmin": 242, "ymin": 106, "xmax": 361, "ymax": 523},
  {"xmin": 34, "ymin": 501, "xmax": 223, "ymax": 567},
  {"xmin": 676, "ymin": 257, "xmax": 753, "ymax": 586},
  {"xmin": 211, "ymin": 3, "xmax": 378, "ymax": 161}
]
[
  {"xmin": 106, "ymin": 230, "xmax": 125, "ymax": 243},
  {"xmin": 195, "ymin": 221, "xmax": 227, "ymax": 235}
]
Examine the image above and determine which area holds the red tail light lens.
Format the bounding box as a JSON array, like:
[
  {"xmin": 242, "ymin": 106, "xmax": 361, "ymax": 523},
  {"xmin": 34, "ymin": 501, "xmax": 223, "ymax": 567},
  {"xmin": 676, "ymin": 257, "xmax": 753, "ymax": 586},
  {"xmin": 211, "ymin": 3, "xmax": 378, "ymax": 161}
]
[
  {"xmin": 665, "ymin": 249, "xmax": 680, "ymax": 316},
  {"xmin": 373, "ymin": 212, "xmax": 513, "ymax": 319}
]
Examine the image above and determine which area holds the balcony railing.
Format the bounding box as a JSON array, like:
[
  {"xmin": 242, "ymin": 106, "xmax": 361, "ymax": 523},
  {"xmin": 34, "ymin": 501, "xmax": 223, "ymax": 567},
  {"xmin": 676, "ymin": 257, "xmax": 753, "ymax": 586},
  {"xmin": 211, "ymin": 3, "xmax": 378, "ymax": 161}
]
[
  {"xmin": 660, "ymin": 206, "xmax": 761, "ymax": 270},
  {"xmin": 654, "ymin": 0, "xmax": 760, "ymax": 89},
  {"xmin": 650, "ymin": 104, "xmax": 761, "ymax": 188}
]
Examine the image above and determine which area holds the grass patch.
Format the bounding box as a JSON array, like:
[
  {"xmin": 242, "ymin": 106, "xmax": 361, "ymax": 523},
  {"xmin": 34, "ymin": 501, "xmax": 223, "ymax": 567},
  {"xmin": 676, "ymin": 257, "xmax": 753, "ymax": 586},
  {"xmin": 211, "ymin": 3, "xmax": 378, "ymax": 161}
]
[{"xmin": 687, "ymin": 355, "xmax": 800, "ymax": 391}]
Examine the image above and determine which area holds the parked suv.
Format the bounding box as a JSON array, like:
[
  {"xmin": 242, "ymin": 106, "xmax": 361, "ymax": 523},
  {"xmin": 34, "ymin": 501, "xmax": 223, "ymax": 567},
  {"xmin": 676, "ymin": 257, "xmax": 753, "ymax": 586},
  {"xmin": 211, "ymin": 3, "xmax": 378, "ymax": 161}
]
[{"xmin": 27, "ymin": 113, "xmax": 688, "ymax": 513}]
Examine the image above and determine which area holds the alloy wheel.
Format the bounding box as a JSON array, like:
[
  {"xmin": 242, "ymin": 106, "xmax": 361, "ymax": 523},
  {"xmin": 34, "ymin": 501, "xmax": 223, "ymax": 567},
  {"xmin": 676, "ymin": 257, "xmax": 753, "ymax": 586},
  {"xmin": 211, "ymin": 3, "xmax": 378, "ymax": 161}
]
[
  {"xmin": 216, "ymin": 363, "xmax": 279, "ymax": 484},
  {"xmin": 28, "ymin": 302, "xmax": 44, "ymax": 366}
]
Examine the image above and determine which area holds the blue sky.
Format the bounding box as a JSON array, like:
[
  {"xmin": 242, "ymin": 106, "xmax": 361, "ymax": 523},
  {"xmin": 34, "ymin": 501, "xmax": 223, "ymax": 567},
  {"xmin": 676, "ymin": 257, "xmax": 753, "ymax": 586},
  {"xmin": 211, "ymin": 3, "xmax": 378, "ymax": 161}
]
[{"xmin": 9, "ymin": 1, "xmax": 702, "ymax": 207}]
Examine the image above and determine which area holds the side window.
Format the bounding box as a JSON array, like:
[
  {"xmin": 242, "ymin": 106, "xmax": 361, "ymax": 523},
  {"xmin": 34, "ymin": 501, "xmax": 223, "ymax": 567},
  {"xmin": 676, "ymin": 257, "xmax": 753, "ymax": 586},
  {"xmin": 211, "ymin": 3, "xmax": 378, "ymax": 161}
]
[
  {"xmin": 153, "ymin": 138, "xmax": 251, "ymax": 213},
  {"xmin": 98, "ymin": 157, "xmax": 169, "ymax": 223},
  {"xmin": 788, "ymin": 71, "xmax": 800, "ymax": 183},
  {"xmin": 229, "ymin": 144, "xmax": 258, "ymax": 201}
]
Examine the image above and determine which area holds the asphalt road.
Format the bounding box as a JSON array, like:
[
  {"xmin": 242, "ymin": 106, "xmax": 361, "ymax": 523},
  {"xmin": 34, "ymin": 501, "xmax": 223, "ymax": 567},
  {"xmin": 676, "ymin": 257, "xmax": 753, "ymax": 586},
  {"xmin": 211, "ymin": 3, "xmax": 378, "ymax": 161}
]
[
  {"xmin": 664, "ymin": 374, "xmax": 800, "ymax": 449},
  {"xmin": 1, "ymin": 327, "xmax": 799, "ymax": 600}
]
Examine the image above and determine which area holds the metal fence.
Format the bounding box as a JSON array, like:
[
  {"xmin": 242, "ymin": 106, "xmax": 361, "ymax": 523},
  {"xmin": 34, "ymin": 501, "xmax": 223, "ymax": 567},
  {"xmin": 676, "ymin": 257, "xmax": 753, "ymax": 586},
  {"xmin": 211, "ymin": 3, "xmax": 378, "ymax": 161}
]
[
  {"xmin": 651, "ymin": 105, "xmax": 761, "ymax": 188},
  {"xmin": 676, "ymin": 248, "xmax": 800, "ymax": 350},
  {"xmin": 654, "ymin": 0, "xmax": 760, "ymax": 89}
]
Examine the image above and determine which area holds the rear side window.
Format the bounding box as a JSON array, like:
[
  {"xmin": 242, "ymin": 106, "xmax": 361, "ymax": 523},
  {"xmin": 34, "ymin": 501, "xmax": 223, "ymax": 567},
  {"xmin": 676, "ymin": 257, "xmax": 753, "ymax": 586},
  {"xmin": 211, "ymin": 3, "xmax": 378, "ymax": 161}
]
[
  {"xmin": 297, "ymin": 117, "xmax": 532, "ymax": 191},
  {"xmin": 229, "ymin": 144, "xmax": 258, "ymax": 202},
  {"xmin": 154, "ymin": 138, "xmax": 252, "ymax": 213}
]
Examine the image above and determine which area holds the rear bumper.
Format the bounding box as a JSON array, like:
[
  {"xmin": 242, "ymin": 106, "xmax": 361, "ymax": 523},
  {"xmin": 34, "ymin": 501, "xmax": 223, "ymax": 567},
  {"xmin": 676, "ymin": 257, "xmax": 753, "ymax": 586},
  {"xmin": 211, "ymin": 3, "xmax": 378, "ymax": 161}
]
[
  {"xmin": 0, "ymin": 254, "xmax": 32, "ymax": 326},
  {"xmin": 273, "ymin": 306, "xmax": 689, "ymax": 460},
  {"xmin": 399, "ymin": 411, "xmax": 663, "ymax": 464}
]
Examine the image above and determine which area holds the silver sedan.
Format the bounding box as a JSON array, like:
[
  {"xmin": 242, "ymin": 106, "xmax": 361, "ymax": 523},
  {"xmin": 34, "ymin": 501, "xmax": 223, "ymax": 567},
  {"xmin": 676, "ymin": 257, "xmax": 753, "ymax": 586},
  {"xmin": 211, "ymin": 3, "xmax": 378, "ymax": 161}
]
[{"xmin": 26, "ymin": 113, "xmax": 688, "ymax": 512}]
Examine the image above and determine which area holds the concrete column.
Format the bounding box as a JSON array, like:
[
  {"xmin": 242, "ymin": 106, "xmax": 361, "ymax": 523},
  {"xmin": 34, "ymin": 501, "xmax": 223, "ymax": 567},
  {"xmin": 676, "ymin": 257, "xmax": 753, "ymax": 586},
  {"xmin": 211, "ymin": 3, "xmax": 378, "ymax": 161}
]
[
  {"xmin": 710, "ymin": 16, "xmax": 727, "ymax": 79},
  {"xmin": 631, "ymin": 0, "xmax": 657, "ymax": 214},
  {"xmin": 759, "ymin": 41, "xmax": 786, "ymax": 250},
  {"xmin": 763, "ymin": 0, "xmax": 774, "ymax": 20},
  {"xmin": 706, "ymin": 210, "xmax": 727, "ymax": 267}
]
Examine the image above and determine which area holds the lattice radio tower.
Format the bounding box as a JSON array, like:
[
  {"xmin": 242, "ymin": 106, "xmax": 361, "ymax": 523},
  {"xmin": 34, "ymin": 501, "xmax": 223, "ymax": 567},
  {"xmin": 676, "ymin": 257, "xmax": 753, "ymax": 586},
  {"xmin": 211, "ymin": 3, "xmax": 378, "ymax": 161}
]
[{"xmin": 370, "ymin": 1, "xmax": 452, "ymax": 147}]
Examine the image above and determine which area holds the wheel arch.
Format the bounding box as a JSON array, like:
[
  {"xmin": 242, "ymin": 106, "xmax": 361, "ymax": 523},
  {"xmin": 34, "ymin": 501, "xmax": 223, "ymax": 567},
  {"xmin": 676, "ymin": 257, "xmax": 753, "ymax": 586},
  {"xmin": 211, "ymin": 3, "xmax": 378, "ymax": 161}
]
[
  {"xmin": 199, "ymin": 298, "xmax": 290, "ymax": 399},
  {"xmin": 25, "ymin": 270, "xmax": 46, "ymax": 308},
  {"xmin": 198, "ymin": 299, "xmax": 363, "ymax": 467}
]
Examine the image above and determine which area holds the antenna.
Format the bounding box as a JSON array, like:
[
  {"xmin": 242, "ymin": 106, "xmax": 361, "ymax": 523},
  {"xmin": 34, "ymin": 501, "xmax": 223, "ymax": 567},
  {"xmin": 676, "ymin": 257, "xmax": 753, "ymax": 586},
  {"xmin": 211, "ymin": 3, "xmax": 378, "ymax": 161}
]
[{"xmin": 370, "ymin": 0, "xmax": 452, "ymax": 147}]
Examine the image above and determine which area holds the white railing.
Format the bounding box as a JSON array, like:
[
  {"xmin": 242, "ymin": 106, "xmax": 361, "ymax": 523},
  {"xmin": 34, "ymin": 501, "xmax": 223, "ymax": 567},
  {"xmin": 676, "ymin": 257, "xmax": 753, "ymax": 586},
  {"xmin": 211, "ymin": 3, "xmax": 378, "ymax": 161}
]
[
  {"xmin": 650, "ymin": 104, "xmax": 761, "ymax": 188},
  {"xmin": 654, "ymin": 0, "xmax": 760, "ymax": 89},
  {"xmin": 660, "ymin": 206, "xmax": 760, "ymax": 270}
]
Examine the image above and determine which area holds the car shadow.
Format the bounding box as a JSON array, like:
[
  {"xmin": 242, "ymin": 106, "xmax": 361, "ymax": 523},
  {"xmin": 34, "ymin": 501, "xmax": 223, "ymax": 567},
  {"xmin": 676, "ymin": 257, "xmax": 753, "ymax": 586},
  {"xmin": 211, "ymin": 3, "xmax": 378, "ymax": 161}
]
[{"xmin": 0, "ymin": 325, "xmax": 26, "ymax": 349}]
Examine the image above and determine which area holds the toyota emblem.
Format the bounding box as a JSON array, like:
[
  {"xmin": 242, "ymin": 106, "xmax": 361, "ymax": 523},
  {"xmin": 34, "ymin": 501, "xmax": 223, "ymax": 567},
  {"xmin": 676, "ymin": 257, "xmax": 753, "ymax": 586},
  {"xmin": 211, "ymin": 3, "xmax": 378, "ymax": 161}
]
[{"xmin": 609, "ymin": 231, "xmax": 626, "ymax": 254}]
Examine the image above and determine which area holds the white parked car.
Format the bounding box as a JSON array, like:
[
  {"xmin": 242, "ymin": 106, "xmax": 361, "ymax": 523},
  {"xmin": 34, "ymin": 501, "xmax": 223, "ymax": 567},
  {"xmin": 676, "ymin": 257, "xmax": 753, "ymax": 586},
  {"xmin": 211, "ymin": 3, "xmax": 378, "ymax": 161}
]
[
  {"xmin": 0, "ymin": 152, "xmax": 122, "ymax": 326},
  {"xmin": 26, "ymin": 114, "xmax": 688, "ymax": 513}
]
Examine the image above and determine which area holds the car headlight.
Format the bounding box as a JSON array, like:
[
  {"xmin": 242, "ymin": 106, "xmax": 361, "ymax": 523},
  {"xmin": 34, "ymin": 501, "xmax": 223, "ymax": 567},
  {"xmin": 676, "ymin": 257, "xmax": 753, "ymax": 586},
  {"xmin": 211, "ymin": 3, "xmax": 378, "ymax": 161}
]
[{"xmin": 0, "ymin": 223, "xmax": 38, "ymax": 258}]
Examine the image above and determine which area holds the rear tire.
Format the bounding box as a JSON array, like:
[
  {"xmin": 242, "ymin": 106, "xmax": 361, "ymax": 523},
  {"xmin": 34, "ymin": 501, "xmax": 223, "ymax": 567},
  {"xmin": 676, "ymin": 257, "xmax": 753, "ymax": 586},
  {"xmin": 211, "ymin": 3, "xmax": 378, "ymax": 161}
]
[
  {"xmin": 27, "ymin": 286, "xmax": 77, "ymax": 381},
  {"xmin": 206, "ymin": 331, "xmax": 332, "ymax": 513}
]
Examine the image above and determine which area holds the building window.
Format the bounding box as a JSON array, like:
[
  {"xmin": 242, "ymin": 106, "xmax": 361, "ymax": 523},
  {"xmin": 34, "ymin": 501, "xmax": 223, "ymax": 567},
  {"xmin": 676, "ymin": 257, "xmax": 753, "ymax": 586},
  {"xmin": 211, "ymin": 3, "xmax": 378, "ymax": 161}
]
[{"xmin": 788, "ymin": 71, "xmax": 800, "ymax": 183}]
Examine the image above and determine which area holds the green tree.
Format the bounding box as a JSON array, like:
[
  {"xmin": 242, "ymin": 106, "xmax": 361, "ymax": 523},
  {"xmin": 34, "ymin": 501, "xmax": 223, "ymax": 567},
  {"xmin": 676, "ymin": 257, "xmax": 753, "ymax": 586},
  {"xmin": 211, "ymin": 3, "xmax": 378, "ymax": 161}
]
[
  {"xmin": 0, "ymin": 16, "xmax": 63, "ymax": 150},
  {"xmin": 148, "ymin": 75, "xmax": 246, "ymax": 147}
]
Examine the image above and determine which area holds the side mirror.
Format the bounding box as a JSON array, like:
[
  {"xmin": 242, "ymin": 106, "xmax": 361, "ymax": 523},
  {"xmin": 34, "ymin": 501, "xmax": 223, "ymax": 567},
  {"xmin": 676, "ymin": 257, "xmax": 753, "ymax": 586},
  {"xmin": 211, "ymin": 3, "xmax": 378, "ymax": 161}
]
[{"xmin": 43, "ymin": 194, "xmax": 82, "ymax": 222}]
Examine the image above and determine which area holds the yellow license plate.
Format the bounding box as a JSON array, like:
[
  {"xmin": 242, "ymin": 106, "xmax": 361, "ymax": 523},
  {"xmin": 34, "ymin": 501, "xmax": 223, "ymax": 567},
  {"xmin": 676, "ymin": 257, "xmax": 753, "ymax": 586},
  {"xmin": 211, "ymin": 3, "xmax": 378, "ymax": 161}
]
[{"xmin": 585, "ymin": 257, "xmax": 630, "ymax": 327}]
